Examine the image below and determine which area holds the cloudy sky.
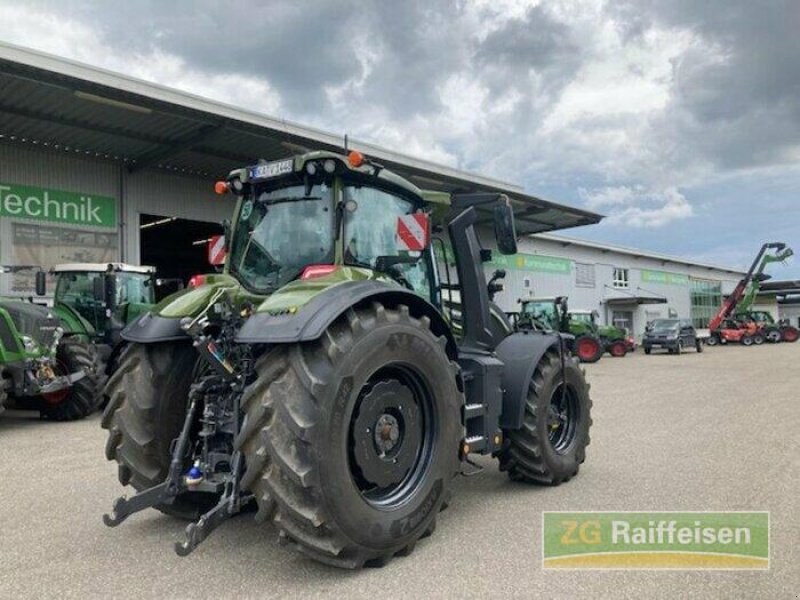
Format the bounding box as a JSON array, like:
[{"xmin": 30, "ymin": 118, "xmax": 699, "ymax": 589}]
[{"xmin": 1, "ymin": 0, "xmax": 798, "ymax": 275}]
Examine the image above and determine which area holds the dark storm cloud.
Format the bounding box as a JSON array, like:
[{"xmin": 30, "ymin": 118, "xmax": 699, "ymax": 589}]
[{"xmin": 609, "ymin": 0, "xmax": 800, "ymax": 171}]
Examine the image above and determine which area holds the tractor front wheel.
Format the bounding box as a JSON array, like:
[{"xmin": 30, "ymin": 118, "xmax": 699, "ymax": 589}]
[
  {"xmin": 608, "ymin": 340, "xmax": 627, "ymax": 357},
  {"xmin": 40, "ymin": 340, "xmax": 102, "ymax": 421},
  {"xmin": 741, "ymin": 335, "xmax": 754, "ymax": 347},
  {"xmin": 236, "ymin": 303, "xmax": 462, "ymax": 568},
  {"xmin": 782, "ymin": 326, "xmax": 799, "ymax": 343},
  {"xmin": 101, "ymin": 342, "xmax": 219, "ymax": 520},
  {"xmin": 574, "ymin": 335, "xmax": 603, "ymax": 363},
  {"xmin": 497, "ymin": 348, "xmax": 592, "ymax": 484}
]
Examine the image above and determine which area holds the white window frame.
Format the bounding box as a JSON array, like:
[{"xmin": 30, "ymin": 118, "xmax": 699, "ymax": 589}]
[{"xmin": 613, "ymin": 267, "xmax": 630, "ymax": 289}]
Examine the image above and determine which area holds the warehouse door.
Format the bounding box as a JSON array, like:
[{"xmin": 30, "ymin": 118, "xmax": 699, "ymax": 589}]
[{"xmin": 139, "ymin": 214, "xmax": 223, "ymax": 294}]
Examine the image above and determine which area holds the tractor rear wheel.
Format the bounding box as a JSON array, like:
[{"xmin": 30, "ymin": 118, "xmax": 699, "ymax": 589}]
[
  {"xmin": 608, "ymin": 340, "xmax": 627, "ymax": 357},
  {"xmin": 0, "ymin": 365, "xmax": 7, "ymax": 416},
  {"xmin": 497, "ymin": 348, "xmax": 591, "ymax": 484},
  {"xmin": 765, "ymin": 328, "xmax": 782, "ymax": 343},
  {"xmin": 236, "ymin": 303, "xmax": 462, "ymax": 568},
  {"xmin": 101, "ymin": 342, "xmax": 219, "ymax": 520},
  {"xmin": 782, "ymin": 326, "xmax": 799, "ymax": 343},
  {"xmin": 574, "ymin": 335, "xmax": 603, "ymax": 363},
  {"xmin": 39, "ymin": 339, "xmax": 102, "ymax": 421}
]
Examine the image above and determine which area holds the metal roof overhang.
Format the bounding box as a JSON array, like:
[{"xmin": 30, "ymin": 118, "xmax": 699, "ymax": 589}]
[
  {"xmin": 604, "ymin": 288, "xmax": 668, "ymax": 305},
  {"xmin": 0, "ymin": 41, "xmax": 602, "ymax": 236}
]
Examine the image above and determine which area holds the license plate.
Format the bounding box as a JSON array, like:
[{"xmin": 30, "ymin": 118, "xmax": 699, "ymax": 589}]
[{"xmin": 249, "ymin": 159, "xmax": 294, "ymax": 180}]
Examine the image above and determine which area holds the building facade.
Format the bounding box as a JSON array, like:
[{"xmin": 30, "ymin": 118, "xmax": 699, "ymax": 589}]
[{"xmin": 485, "ymin": 233, "xmax": 746, "ymax": 339}]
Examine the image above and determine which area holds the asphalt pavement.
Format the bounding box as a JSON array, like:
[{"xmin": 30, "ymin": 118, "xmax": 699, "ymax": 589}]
[{"xmin": 1, "ymin": 343, "xmax": 797, "ymax": 599}]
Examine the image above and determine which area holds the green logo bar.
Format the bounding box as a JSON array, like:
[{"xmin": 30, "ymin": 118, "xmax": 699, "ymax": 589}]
[
  {"xmin": 0, "ymin": 182, "xmax": 117, "ymax": 229},
  {"xmin": 543, "ymin": 512, "xmax": 769, "ymax": 569},
  {"xmin": 641, "ymin": 269, "xmax": 689, "ymax": 286},
  {"xmin": 492, "ymin": 253, "xmax": 572, "ymax": 275}
]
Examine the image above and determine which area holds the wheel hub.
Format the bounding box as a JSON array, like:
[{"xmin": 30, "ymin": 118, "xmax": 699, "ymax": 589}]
[{"xmin": 351, "ymin": 380, "xmax": 422, "ymax": 490}]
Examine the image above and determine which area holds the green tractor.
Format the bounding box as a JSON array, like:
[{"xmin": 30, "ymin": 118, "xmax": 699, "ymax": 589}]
[
  {"xmin": 568, "ymin": 309, "xmax": 630, "ymax": 357},
  {"xmin": 516, "ymin": 297, "xmax": 606, "ymax": 363},
  {"xmin": 0, "ymin": 266, "xmax": 101, "ymax": 420},
  {"xmin": 49, "ymin": 263, "xmax": 163, "ymax": 381},
  {"xmin": 101, "ymin": 149, "xmax": 594, "ymax": 567}
]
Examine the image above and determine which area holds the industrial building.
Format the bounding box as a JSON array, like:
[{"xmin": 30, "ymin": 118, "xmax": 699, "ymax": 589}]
[{"xmin": 0, "ymin": 42, "xmax": 764, "ymax": 340}]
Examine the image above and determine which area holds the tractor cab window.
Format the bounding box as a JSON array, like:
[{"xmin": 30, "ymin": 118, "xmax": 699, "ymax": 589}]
[
  {"xmin": 117, "ymin": 273, "xmax": 154, "ymax": 305},
  {"xmin": 230, "ymin": 184, "xmax": 335, "ymax": 292},
  {"xmin": 343, "ymin": 185, "xmax": 434, "ymax": 302},
  {"xmin": 55, "ymin": 271, "xmax": 104, "ymax": 328},
  {"xmin": 522, "ymin": 301, "xmax": 559, "ymax": 330}
]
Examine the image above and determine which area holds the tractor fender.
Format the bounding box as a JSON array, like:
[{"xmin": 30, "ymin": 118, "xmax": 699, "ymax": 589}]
[
  {"xmin": 495, "ymin": 331, "xmax": 563, "ymax": 430},
  {"xmin": 120, "ymin": 312, "xmax": 187, "ymax": 343},
  {"xmin": 235, "ymin": 280, "xmax": 458, "ymax": 358}
]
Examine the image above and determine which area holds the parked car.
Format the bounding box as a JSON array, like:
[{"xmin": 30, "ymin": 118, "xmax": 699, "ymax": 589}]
[{"xmin": 642, "ymin": 318, "xmax": 703, "ymax": 354}]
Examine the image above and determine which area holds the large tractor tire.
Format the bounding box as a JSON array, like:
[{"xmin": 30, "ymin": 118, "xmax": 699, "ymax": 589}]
[
  {"xmin": 781, "ymin": 326, "xmax": 799, "ymax": 343},
  {"xmin": 765, "ymin": 328, "xmax": 782, "ymax": 343},
  {"xmin": 40, "ymin": 339, "xmax": 102, "ymax": 421},
  {"xmin": 101, "ymin": 342, "xmax": 218, "ymax": 520},
  {"xmin": 236, "ymin": 302, "xmax": 462, "ymax": 568},
  {"xmin": 574, "ymin": 334, "xmax": 603, "ymax": 364},
  {"xmin": 607, "ymin": 340, "xmax": 627, "ymax": 357},
  {"xmin": 497, "ymin": 348, "xmax": 591, "ymax": 484},
  {"xmin": 0, "ymin": 365, "xmax": 7, "ymax": 416}
]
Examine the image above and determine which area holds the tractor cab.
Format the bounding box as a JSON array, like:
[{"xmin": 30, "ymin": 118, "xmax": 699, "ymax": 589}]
[
  {"xmin": 518, "ymin": 297, "xmax": 569, "ymax": 332},
  {"xmin": 222, "ymin": 151, "xmax": 441, "ymax": 308},
  {"xmin": 52, "ymin": 263, "xmax": 157, "ymax": 346}
]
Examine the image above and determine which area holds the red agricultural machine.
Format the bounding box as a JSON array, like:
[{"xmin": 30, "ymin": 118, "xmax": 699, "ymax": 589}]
[{"xmin": 707, "ymin": 242, "xmax": 798, "ymax": 346}]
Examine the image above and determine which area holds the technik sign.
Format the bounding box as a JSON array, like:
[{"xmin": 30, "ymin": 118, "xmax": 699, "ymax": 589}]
[{"xmin": 0, "ymin": 183, "xmax": 117, "ymax": 229}]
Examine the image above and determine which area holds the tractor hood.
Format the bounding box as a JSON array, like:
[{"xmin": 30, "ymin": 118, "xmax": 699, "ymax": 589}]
[{"xmin": 0, "ymin": 299, "xmax": 61, "ymax": 347}]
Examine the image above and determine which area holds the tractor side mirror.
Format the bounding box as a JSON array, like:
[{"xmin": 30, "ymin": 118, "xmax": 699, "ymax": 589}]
[
  {"xmin": 93, "ymin": 277, "xmax": 105, "ymax": 302},
  {"xmin": 36, "ymin": 271, "xmax": 47, "ymax": 296},
  {"xmin": 100, "ymin": 274, "xmax": 117, "ymax": 311},
  {"xmin": 35, "ymin": 271, "xmax": 47, "ymax": 296},
  {"xmin": 493, "ymin": 197, "xmax": 517, "ymax": 255}
]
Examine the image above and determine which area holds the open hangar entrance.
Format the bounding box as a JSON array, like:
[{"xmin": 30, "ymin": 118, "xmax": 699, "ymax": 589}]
[{"xmin": 139, "ymin": 213, "xmax": 222, "ymax": 295}]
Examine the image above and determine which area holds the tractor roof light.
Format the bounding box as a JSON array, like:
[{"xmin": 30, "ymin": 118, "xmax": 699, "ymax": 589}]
[
  {"xmin": 214, "ymin": 181, "xmax": 229, "ymax": 195},
  {"xmin": 323, "ymin": 159, "xmax": 336, "ymax": 173},
  {"xmin": 305, "ymin": 161, "xmax": 318, "ymax": 176},
  {"xmin": 348, "ymin": 150, "xmax": 365, "ymax": 168}
]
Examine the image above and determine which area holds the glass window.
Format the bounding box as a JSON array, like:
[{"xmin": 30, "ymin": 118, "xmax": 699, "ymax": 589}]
[
  {"xmin": 343, "ymin": 186, "xmax": 433, "ymax": 301},
  {"xmin": 230, "ymin": 184, "xmax": 334, "ymax": 292},
  {"xmin": 576, "ymin": 263, "xmax": 596, "ymax": 287},
  {"xmin": 690, "ymin": 278, "xmax": 722, "ymax": 328},
  {"xmin": 613, "ymin": 267, "xmax": 629, "ymax": 288}
]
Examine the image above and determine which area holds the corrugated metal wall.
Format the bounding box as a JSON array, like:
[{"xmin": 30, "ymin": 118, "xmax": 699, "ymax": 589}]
[{"xmin": 0, "ymin": 142, "xmax": 233, "ymax": 295}]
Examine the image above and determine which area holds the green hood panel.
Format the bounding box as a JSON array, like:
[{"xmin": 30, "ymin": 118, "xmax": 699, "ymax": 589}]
[
  {"xmin": 256, "ymin": 267, "xmax": 396, "ymax": 314},
  {"xmin": 155, "ymin": 274, "xmax": 247, "ymax": 318}
]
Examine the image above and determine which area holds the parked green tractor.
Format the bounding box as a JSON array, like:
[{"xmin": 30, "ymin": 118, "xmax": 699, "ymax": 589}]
[
  {"xmin": 0, "ymin": 266, "xmax": 100, "ymax": 420},
  {"xmin": 569, "ymin": 309, "xmax": 630, "ymax": 357},
  {"xmin": 50, "ymin": 263, "xmax": 160, "ymax": 380},
  {"xmin": 101, "ymin": 149, "xmax": 594, "ymax": 567},
  {"xmin": 515, "ymin": 297, "xmax": 611, "ymax": 362}
]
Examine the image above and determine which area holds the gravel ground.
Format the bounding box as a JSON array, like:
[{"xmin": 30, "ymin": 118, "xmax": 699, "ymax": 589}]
[{"xmin": 1, "ymin": 342, "xmax": 797, "ymax": 599}]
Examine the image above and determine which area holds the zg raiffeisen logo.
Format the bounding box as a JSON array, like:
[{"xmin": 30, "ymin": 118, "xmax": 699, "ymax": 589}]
[{"xmin": 542, "ymin": 512, "xmax": 769, "ymax": 569}]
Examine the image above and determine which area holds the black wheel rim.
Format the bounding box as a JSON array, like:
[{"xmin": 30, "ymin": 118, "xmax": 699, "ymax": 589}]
[
  {"xmin": 348, "ymin": 364, "xmax": 435, "ymax": 509},
  {"xmin": 546, "ymin": 383, "xmax": 579, "ymax": 454}
]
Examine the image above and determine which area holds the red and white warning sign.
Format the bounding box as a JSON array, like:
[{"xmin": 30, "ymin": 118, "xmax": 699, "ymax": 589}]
[
  {"xmin": 396, "ymin": 214, "xmax": 430, "ymax": 251},
  {"xmin": 208, "ymin": 235, "xmax": 226, "ymax": 266}
]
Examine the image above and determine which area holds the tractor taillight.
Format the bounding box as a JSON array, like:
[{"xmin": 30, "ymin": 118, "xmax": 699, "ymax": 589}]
[
  {"xmin": 300, "ymin": 265, "xmax": 337, "ymax": 280},
  {"xmin": 188, "ymin": 274, "xmax": 206, "ymax": 287}
]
